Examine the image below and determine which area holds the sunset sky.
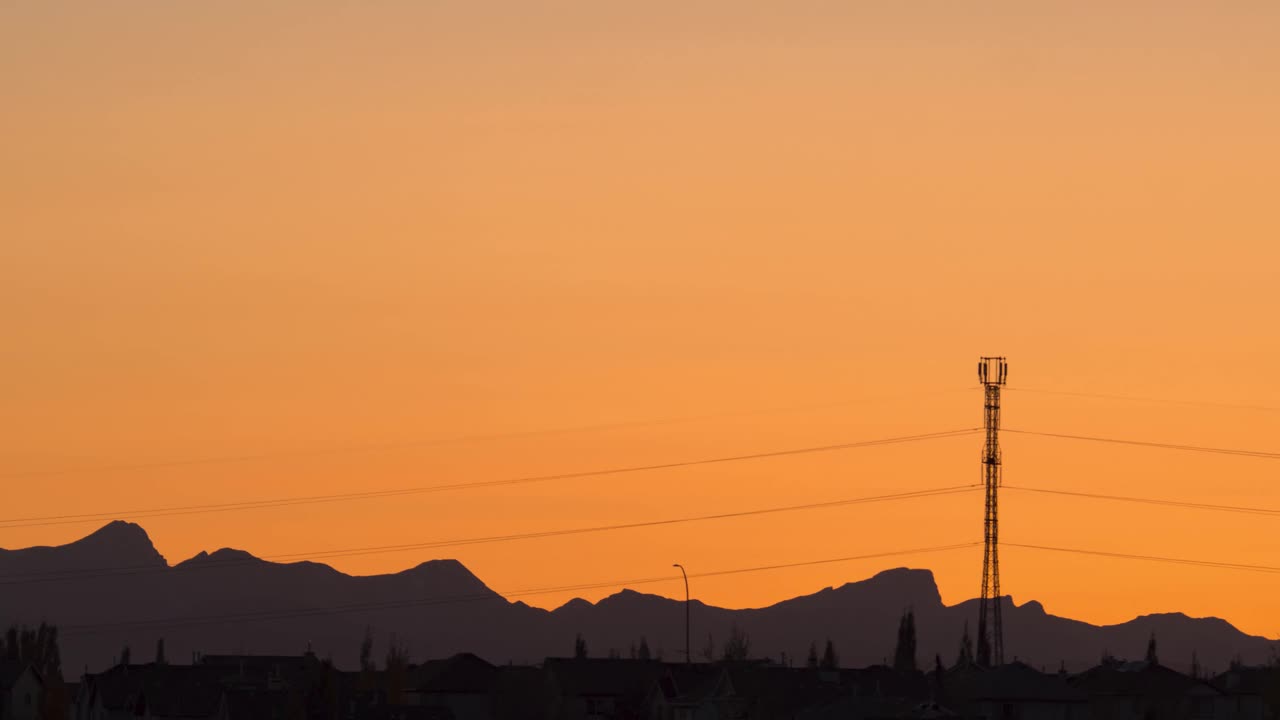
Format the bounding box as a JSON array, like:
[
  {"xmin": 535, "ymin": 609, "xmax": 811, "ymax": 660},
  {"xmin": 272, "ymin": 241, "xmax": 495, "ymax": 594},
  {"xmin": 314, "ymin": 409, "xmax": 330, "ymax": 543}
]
[{"xmin": 3, "ymin": 2, "xmax": 1279, "ymax": 640}]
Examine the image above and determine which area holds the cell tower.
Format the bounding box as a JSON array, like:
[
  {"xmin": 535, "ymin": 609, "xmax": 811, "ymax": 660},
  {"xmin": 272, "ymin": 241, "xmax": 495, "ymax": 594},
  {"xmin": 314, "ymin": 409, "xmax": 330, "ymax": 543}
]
[{"xmin": 977, "ymin": 356, "xmax": 1008, "ymax": 667}]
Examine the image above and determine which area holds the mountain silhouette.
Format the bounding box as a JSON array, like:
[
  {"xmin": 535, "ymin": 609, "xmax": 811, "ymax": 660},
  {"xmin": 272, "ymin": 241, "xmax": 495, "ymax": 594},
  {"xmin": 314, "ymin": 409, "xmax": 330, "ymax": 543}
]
[{"xmin": 2, "ymin": 524, "xmax": 1274, "ymax": 674}]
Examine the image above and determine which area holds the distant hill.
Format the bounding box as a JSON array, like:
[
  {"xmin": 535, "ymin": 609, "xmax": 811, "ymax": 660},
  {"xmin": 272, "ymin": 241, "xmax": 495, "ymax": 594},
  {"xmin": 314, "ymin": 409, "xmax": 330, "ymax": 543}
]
[{"xmin": 2, "ymin": 522, "xmax": 1274, "ymax": 674}]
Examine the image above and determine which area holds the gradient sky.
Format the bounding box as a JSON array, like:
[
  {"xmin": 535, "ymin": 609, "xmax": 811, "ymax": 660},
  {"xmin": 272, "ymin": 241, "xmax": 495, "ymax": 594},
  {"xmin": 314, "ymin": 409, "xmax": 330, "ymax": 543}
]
[{"xmin": 3, "ymin": 2, "xmax": 1279, "ymax": 641}]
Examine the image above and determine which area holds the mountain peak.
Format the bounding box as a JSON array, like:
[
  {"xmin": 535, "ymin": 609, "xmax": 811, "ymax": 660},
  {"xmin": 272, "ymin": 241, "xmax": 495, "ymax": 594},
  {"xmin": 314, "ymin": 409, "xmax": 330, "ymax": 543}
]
[
  {"xmin": 398, "ymin": 558, "xmax": 496, "ymax": 596},
  {"xmin": 851, "ymin": 567, "xmax": 943, "ymax": 606},
  {"xmin": 83, "ymin": 519, "xmax": 149, "ymax": 542},
  {"xmin": 69, "ymin": 521, "xmax": 167, "ymax": 565},
  {"xmin": 176, "ymin": 548, "xmax": 261, "ymax": 567},
  {"xmin": 1021, "ymin": 600, "xmax": 1047, "ymax": 615}
]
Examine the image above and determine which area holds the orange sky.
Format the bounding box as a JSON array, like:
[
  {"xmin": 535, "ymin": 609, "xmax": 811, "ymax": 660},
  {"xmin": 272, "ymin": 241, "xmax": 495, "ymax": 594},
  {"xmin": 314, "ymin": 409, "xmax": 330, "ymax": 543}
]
[{"xmin": 3, "ymin": 2, "xmax": 1279, "ymax": 640}]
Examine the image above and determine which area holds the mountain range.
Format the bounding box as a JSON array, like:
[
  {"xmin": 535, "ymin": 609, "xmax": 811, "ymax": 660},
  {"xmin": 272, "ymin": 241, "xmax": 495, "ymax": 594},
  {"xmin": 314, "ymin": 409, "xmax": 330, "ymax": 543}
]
[{"xmin": 2, "ymin": 522, "xmax": 1274, "ymax": 675}]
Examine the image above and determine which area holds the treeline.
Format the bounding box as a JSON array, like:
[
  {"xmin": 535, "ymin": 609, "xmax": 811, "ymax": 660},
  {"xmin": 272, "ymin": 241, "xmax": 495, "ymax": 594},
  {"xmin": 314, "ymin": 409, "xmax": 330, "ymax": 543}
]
[
  {"xmin": 1, "ymin": 622, "xmax": 69, "ymax": 720},
  {"xmin": 564, "ymin": 608, "xmax": 961, "ymax": 673}
]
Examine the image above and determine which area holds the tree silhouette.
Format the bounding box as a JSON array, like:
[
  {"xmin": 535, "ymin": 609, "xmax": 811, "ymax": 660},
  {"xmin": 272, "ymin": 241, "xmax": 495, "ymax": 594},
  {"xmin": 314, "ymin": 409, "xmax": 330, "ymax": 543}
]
[
  {"xmin": 155, "ymin": 638, "xmax": 166, "ymax": 665},
  {"xmin": 358, "ymin": 626, "xmax": 376, "ymax": 692},
  {"xmin": 384, "ymin": 636, "xmax": 409, "ymax": 705},
  {"xmin": 1, "ymin": 624, "xmax": 63, "ymax": 681},
  {"xmin": 956, "ymin": 621, "xmax": 975, "ymax": 667},
  {"xmin": 702, "ymin": 633, "xmax": 716, "ymax": 662},
  {"xmin": 821, "ymin": 639, "xmax": 839, "ymax": 670},
  {"xmin": 1191, "ymin": 651, "xmax": 1201, "ymax": 679},
  {"xmin": 638, "ymin": 637, "xmax": 652, "ymax": 661},
  {"xmin": 722, "ymin": 624, "xmax": 750, "ymax": 662},
  {"xmin": 1, "ymin": 624, "xmax": 66, "ymax": 720},
  {"xmin": 360, "ymin": 626, "xmax": 375, "ymax": 672},
  {"xmin": 893, "ymin": 609, "xmax": 918, "ymax": 672},
  {"xmin": 574, "ymin": 633, "xmax": 588, "ymax": 660},
  {"xmin": 807, "ymin": 642, "xmax": 819, "ymax": 669},
  {"xmin": 1146, "ymin": 632, "xmax": 1159, "ymax": 666},
  {"xmin": 977, "ymin": 621, "xmax": 991, "ymax": 668},
  {"xmin": 3, "ymin": 628, "xmax": 17, "ymax": 662},
  {"xmin": 933, "ymin": 654, "xmax": 946, "ymax": 702},
  {"xmin": 120, "ymin": 644, "xmax": 131, "ymax": 666},
  {"xmin": 20, "ymin": 627, "xmax": 36, "ymax": 664}
]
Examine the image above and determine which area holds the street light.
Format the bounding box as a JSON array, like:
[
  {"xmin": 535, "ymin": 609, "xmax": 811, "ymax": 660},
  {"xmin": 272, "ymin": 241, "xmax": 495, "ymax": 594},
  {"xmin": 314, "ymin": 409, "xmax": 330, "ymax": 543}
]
[{"xmin": 673, "ymin": 564, "xmax": 690, "ymax": 665}]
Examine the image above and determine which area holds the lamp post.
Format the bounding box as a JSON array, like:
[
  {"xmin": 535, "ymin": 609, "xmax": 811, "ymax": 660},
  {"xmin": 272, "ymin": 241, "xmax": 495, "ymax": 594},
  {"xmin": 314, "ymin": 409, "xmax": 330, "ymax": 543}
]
[{"xmin": 673, "ymin": 564, "xmax": 690, "ymax": 664}]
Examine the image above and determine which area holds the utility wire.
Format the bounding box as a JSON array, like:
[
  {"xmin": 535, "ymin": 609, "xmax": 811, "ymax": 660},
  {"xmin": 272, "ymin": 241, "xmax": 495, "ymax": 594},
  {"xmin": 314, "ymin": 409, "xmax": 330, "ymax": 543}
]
[
  {"xmin": 0, "ymin": 485, "xmax": 978, "ymax": 585},
  {"xmin": 1004, "ymin": 429, "xmax": 1280, "ymax": 460},
  {"xmin": 1007, "ymin": 387, "xmax": 1280, "ymax": 414},
  {"xmin": 0, "ymin": 428, "xmax": 981, "ymax": 530},
  {"xmin": 0, "ymin": 388, "xmax": 972, "ymax": 482},
  {"xmin": 61, "ymin": 543, "xmax": 979, "ymax": 637},
  {"xmin": 1006, "ymin": 543, "xmax": 1280, "ymax": 575},
  {"xmin": 1005, "ymin": 485, "xmax": 1280, "ymax": 518}
]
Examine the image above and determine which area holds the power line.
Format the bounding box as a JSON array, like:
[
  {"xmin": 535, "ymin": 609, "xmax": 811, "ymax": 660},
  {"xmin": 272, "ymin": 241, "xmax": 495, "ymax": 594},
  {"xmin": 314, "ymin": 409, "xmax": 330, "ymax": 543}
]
[
  {"xmin": 1006, "ymin": 542, "xmax": 1280, "ymax": 575},
  {"xmin": 61, "ymin": 542, "xmax": 979, "ymax": 636},
  {"xmin": 1007, "ymin": 387, "xmax": 1280, "ymax": 414},
  {"xmin": 0, "ymin": 428, "xmax": 981, "ymax": 530},
  {"xmin": 0, "ymin": 388, "xmax": 972, "ymax": 482},
  {"xmin": 0, "ymin": 485, "xmax": 978, "ymax": 585},
  {"xmin": 1004, "ymin": 429, "xmax": 1280, "ymax": 460},
  {"xmin": 1005, "ymin": 485, "xmax": 1280, "ymax": 518}
]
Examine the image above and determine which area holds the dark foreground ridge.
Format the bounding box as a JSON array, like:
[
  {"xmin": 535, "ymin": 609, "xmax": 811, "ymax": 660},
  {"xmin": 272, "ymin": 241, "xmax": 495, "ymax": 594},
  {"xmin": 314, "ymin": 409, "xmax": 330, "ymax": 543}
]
[{"xmin": 1, "ymin": 523, "xmax": 1276, "ymax": 677}]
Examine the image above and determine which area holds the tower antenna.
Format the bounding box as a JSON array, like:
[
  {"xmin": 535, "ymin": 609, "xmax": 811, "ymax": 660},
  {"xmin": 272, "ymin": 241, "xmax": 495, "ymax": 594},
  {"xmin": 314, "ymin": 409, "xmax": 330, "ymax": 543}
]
[{"xmin": 976, "ymin": 356, "xmax": 1008, "ymax": 667}]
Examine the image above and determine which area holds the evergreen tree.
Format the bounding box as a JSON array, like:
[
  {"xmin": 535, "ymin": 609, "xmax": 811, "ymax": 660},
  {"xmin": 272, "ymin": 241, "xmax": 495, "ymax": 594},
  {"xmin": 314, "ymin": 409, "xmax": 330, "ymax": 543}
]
[
  {"xmin": 41, "ymin": 624, "xmax": 62, "ymax": 681},
  {"xmin": 638, "ymin": 637, "xmax": 652, "ymax": 661},
  {"xmin": 1146, "ymin": 632, "xmax": 1159, "ymax": 666},
  {"xmin": 821, "ymin": 639, "xmax": 839, "ymax": 670},
  {"xmin": 1191, "ymin": 651, "xmax": 1201, "ymax": 679},
  {"xmin": 807, "ymin": 642, "xmax": 820, "ymax": 669},
  {"xmin": 384, "ymin": 637, "xmax": 410, "ymax": 705},
  {"xmin": 574, "ymin": 633, "xmax": 588, "ymax": 660},
  {"xmin": 702, "ymin": 633, "xmax": 716, "ymax": 662},
  {"xmin": 956, "ymin": 621, "xmax": 975, "ymax": 667},
  {"xmin": 119, "ymin": 644, "xmax": 131, "ymax": 666},
  {"xmin": 977, "ymin": 620, "xmax": 992, "ymax": 668},
  {"xmin": 20, "ymin": 628, "xmax": 36, "ymax": 665},
  {"xmin": 360, "ymin": 626, "xmax": 375, "ymax": 672},
  {"xmin": 35, "ymin": 625, "xmax": 66, "ymax": 720},
  {"xmin": 2, "ymin": 624, "xmax": 63, "ymax": 682},
  {"xmin": 358, "ymin": 626, "xmax": 376, "ymax": 693},
  {"xmin": 893, "ymin": 609, "xmax": 918, "ymax": 672},
  {"xmin": 155, "ymin": 638, "xmax": 166, "ymax": 665},
  {"xmin": 3, "ymin": 627, "xmax": 17, "ymax": 662},
  {"xmin": 629, "ymin": 642, "xmax": 637, "ymax": 660},
  {"xmin": 722, "ymin": 624, "xmax": 750, "ymax": 662},
  {"xmin": 933, "ymin": 654, "xmax": 946, "ymax": 702}
]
